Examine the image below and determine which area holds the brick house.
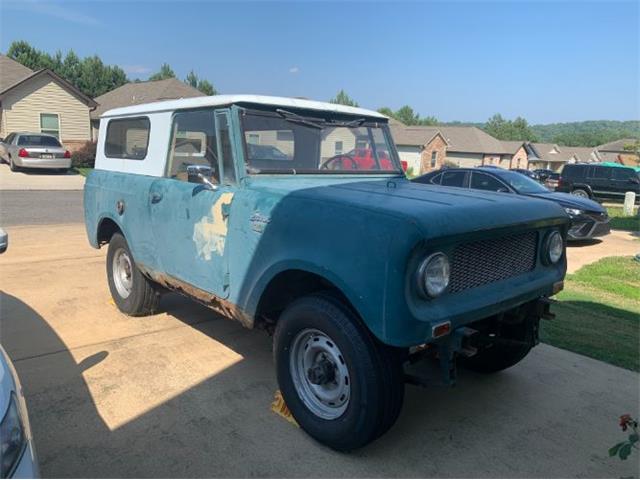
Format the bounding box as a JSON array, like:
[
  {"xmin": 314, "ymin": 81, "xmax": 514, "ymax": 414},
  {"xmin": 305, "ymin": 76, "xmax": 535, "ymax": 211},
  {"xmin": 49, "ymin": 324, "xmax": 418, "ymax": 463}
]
[{"xmin": 595, "ymin": 138, "xmax": 640, "ymax": 167}]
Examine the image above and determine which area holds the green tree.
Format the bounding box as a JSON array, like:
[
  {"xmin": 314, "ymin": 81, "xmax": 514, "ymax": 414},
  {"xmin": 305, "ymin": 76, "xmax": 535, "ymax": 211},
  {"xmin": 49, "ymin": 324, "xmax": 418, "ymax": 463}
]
[
  {"xmin": 395, "ymin": 105, "xmax": 421, "ymax": 125},
  {"xmin": 483, "ymin": 114, "xmax": 537, "ymax": 141},
  {"xmin": 185, "ymin": 70, "xmax": 199, "ymax": 88},
  {"xmin": 149, "ymin": 63, "xmax": 176, "ymax": 81},
  {"xmin": 377, "ymin": 107, "xmax": 395, "ymax": 118},
  {"xmin": 184, "ymin": 70, "xmax": 217, "ymax": 95},
  {"xmin": 6, "ymin": 40, "xmax": 44, "ymax": 70},
  {"xmin": 329, "ymin": 89, "xmax": 359, "ymax": 107}
]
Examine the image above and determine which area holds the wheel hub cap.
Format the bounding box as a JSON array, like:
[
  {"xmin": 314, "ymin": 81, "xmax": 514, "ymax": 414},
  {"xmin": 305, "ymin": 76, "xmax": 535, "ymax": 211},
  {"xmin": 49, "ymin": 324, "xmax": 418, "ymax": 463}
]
[
  {"xmin": 290, "ymin": 328, "xmax": 351, "ymax": 420},
  {"xmin": 112, "ymin": 248, "xmax": 133, "ymax": 299}
]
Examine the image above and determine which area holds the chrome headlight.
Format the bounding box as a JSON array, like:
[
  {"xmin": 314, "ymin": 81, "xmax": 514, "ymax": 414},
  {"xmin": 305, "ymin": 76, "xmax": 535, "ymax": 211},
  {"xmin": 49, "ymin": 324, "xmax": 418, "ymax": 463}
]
[
  {"xmin": 564, "ymin": 207, "xmax": 583, "ymax": 216},
  {"xmin": 1, "ymin": 393, "xmax": 26, "ymax": 478},
  {"xmin": 417, "ymin": 252, "xmax": 450, "ymax": 298},
  {"xmin": 544, "ymin": 230, "xmax": 564, "ymax": 265}
]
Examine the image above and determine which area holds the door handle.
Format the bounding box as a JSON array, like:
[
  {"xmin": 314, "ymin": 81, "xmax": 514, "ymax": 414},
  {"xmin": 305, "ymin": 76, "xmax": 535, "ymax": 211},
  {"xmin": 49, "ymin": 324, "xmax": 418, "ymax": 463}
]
[{"xmin": 150, "ymin": 192, "xmax": 163, "ymax": 204}]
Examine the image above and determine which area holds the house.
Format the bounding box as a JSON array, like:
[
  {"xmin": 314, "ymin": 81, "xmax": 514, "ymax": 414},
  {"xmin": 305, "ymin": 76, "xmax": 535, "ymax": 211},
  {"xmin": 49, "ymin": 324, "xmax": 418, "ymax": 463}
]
[
  {"xmin": 388, "ymin": 119, "xmax": 526, "ymax": 174},
  {"xmin": 596, "ymin": 138, "xmax": 639, "ymax": 167},
  {"xmin": 525, "ymin": 143, "xmax": 599, "ymax": 171},
  {"xmin": 0, "ymin": 54, "xmax": 97, "ymax": 151},
  {"xmin": 91, "ymin": 78, "xmax": 203, "ymax": 139}
]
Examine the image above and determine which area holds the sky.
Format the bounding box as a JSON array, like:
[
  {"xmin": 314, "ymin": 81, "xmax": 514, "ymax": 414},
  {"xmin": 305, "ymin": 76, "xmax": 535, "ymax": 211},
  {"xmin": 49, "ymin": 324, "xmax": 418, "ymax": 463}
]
[{"xmin": 1, "ymin": 0, "xmax": 638, "ymax": 124}]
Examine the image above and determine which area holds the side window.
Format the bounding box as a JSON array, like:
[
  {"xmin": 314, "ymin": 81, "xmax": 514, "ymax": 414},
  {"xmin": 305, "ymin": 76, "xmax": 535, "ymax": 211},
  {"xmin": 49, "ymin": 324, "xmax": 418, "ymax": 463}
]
[
  {"xmin": 430, "ymin": 172, "xmax": 443, "ymax": 185},
  {"xmin": 105, "ymin": 117, "xmax": 150, "ymax": 160},
  {"xmin": 216, "ymin": 111, "xmax": 237, "ymax": 185},
  {"xmin": 592, "ymin": 167, "xmax": 612, "ymax": 179},
  {"xmin": 441, "ymin": 171, "xmax": 467, "ymax": 187},
  {"xmin": 471, "ymin": 172, "xmax": 506, "ymax": 192},
  {"xmin": 167, "ymin": 109, "xmax": 219, "ymax": 183},
  {"xmin": 612, "ymin": 168, "xmax": 634, "ymax": 181}
]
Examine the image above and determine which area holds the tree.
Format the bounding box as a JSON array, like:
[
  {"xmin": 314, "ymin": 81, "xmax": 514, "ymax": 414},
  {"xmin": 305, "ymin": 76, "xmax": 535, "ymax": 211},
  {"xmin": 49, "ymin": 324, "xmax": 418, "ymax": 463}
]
[
  {"xmin": 483, "ymin": 113, "xmax": 537, "ymax": 141},
  {"xmin": 185, "ymin": 70, "xmax": 217, "ymax": 96},
  {"xmin": 377, "ymin": 105, "xmax": 438, "ymax": 125},
  {"xmin": 6, "ymin": 40, "xmax": 128, "ymax": 97},
  {"xmin": 329, "ymin": 90, "xmax": 359, "ymax": 107},
  {"xmin": 377, "ymin": 107, "xmax": 395, "ymax": 118},
  {"xmin": 148, "ymin": 63, "xmax": 176, "ymax": 81}
]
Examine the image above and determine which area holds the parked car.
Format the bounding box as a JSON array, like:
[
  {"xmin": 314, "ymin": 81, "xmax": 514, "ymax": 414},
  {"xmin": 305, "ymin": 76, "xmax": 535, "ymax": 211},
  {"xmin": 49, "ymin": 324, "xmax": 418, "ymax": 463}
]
[
  {"xmin": 511, "ymin": 168, "xmax": 540, "ymax": 182},
  {"xmin": 84, "ymin": 95, "xmax": 568, "ymax": 451},
  {"xmin": 414, "ymin": 167, "xmax": 610, "ymax": 240},
  {"xmin": 0, "ymin": 132, "xmax": 71, "ymax": 173},
  {"xmin": 545, "ymin": 172, "xmax": 560, "ymax": 190},
  {"xmin": 0, "ymin": 232, "xmax": 40, "ymax": 478},
  {"xmin": 556, "ymin": 163, "xmax": 640, "ymax": 202},
  {"xmin": 533, "ymin": 168, "xmax": 555, "ymax": 183}
]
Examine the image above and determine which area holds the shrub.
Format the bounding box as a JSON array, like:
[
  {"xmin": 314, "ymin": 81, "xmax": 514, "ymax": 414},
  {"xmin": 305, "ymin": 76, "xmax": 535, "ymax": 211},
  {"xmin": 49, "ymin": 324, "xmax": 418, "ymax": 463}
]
[{"xmin": 71, "ymin": 141, "xmax": 97, "ymax": 168}]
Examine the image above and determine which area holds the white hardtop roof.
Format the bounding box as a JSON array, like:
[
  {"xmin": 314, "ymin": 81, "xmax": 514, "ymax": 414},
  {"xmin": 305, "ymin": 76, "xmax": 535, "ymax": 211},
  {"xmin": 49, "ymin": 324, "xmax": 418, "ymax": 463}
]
[{"xmin": 101, "ymin": 94, "xmax": 387, "ymax": 120}]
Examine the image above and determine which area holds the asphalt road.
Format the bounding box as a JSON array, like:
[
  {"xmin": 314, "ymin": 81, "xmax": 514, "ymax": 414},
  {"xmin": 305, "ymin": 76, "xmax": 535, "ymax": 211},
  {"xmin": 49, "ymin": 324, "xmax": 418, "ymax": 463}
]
[
  {"xmin": 0, "ymin": 190, "xmax": 84, "ymax": 226},
  {"xmin": 1, "ymin": 224, "xmax": 639, "ymax": 478}
]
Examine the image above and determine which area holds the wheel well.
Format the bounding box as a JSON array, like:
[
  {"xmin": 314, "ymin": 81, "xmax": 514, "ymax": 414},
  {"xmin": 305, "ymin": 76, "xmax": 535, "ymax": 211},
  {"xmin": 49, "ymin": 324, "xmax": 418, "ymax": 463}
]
[
  {"xmin": 97, "ymin": 218, "xmax": 122, "ymax": 246},
  {"xmin": 255, "ymin": 269, "xmax": 355, "ymax": 327}
]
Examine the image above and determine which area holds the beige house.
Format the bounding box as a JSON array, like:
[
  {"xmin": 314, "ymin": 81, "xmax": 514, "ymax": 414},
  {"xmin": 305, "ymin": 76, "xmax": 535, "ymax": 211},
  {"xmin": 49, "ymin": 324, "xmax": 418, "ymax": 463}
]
[
  {"xmin": 595, "ymin": 138, "xmax": 640, "ymax": 167},
  {"xmin": 0, "ymin": 55, "xmax": 97, "ymax": 151}
]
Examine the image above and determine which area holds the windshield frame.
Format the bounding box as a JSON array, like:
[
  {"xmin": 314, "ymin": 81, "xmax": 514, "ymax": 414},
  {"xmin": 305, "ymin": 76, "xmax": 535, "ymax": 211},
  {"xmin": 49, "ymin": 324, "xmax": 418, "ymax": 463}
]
[{"xmin": 238, "ymin": 106, "xmax": 404, "ymax": 176}]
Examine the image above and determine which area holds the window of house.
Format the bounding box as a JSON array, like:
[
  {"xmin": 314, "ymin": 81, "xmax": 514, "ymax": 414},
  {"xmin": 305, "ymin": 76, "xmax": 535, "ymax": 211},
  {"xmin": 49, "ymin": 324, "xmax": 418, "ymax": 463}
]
[
  {"xmin": 167, "ymin": 109, "xmax": 219, "ymax": 182},
  {"xmin": 105, "ymin": 117, "xmax": 150, "ymax": 160},
  {"xmin": 40, "ymin": 113, "xmax": 60, "ymax": 139},
  {"xmin": 430, "ymin": 151, "xmax": 438, "ymax": 168},
  {"xmin": 335, "ymin": 141, "xmax": 343, "ymax": 155},
  {"xmin": 247, "ymin": 133, "xmax": 260, "ymax": 144}
]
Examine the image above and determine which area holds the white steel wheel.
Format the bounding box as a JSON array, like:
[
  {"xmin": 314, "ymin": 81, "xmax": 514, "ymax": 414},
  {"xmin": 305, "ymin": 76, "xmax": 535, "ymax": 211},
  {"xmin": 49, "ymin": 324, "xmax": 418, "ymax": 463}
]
[
  {"xmin": 289, "ymin": 328, "xmax": 351, "ymax": 420},
  {"xmin": 112, "ymin": 247, "xmax": 134, "ymax": 299}
]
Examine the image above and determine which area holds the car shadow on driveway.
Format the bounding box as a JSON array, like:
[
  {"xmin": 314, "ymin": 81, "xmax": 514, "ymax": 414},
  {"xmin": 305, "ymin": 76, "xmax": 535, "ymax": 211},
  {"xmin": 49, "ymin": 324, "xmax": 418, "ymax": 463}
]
[{"xmin": 1, "ymin": 291, "xmax": 637, "ymax": 478}]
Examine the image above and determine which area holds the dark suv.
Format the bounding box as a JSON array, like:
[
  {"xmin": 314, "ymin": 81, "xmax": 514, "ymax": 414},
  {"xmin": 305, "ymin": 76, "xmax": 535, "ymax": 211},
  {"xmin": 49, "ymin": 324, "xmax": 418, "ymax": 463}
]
[{"xmin": 557, "ymin": 164, "xmax": 640, "ymax": 201}]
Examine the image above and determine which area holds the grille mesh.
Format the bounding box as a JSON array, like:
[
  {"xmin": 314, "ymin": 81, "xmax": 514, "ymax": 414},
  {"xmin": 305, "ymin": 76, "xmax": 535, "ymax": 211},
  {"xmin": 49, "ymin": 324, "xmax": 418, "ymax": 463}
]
[{"xmin": 448, "ymin": 231, "xmax": 537, "ymax": 293}]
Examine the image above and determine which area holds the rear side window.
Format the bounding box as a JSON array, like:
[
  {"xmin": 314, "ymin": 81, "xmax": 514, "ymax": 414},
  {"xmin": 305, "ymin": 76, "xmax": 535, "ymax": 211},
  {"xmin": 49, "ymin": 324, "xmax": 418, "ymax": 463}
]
[
  {"xmin": 105, "ymin": 117, "xmax": 150, "ymax": 160},
  {"xmin": 429, "ymin": 173, "xmax": 443, "ymax": 184},
  {"xmin": 441, "ymin": 170, "xmax": 467, "ymax": 187},
  {"xmin": 592, "ymin": 166, "xmax": 612, "ymax": 179},
  {"xmin": 17, "ymin": 135, "xmax": 61, "ymax": 147}
]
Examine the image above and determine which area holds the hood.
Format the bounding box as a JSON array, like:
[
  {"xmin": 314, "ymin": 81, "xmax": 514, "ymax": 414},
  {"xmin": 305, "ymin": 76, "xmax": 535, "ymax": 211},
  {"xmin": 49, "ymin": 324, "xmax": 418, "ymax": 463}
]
[
  {"xmin": 526, "ymin": 191, "xmax": 605, "ymax": 213},
  {"xmin": 251, "ymin": 176, "xmax": 568, "ymax": 239}
]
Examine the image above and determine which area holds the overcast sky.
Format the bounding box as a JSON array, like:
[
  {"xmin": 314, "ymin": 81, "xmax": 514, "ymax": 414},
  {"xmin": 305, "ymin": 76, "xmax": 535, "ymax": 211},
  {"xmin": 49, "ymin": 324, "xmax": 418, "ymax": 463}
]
[{"xmin": 1, "ymin": 0, "xmax": 638, "ymax": 124}]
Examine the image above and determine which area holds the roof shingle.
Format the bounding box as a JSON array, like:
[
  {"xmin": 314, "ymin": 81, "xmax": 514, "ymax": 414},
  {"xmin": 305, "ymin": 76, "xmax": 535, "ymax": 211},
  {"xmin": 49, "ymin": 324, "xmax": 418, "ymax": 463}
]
[{"xmin": 0, "ymin": 54, "xmax": 34, "ymax": 93}]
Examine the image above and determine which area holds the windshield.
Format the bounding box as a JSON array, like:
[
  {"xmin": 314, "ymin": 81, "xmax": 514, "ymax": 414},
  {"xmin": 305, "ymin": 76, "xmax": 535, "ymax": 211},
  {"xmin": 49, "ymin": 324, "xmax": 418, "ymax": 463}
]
[
  {"xmin": 499, "ymin": 170, "xmax": 549, "ymax": 194},
  {"xmin": 18, "ymin": 135, "xmax": 61, "ymax": 147},
  {"xmin": 241, "ymin": 109, "xmax": 401, "ymax": 174}
]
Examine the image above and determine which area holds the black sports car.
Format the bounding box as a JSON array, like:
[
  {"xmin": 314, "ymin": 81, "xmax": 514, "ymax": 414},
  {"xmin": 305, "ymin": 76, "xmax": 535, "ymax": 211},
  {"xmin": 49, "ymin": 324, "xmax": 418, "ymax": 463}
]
[{"xmin": 413, "ymin": 167, "xmax": 610, "ymax": 241}]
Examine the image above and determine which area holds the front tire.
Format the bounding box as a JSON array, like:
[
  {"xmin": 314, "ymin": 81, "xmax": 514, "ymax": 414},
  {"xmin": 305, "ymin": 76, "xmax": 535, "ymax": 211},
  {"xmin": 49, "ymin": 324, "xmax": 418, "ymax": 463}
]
[
  {"xmin": 106, "ymin": 233, "xmax": 160, "ymax": 316},
  {"xmin": 274, "ymin": 293, "xmax": 404, "ymax": 451}
]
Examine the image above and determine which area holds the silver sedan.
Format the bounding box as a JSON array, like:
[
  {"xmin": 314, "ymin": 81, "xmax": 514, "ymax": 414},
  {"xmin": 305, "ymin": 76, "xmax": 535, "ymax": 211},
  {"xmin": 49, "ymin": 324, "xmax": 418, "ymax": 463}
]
[{"xmin": 0, "ymin": 132, "xmax": 71, "ymax": 172}]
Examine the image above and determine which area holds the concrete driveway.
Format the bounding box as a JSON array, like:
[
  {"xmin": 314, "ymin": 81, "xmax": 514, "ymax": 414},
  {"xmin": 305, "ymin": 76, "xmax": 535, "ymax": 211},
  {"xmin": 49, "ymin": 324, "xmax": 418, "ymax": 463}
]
[
  {"xmin": 567, "ymin": 230, "xmax": 639, "ymax": 273},
  {"xmin": 0, "ymin": 224, "xmax": 638, "ymax": 478},
  {"xmin": 0, "ymin": 163, "xmax": 85, "ymax": 190}
]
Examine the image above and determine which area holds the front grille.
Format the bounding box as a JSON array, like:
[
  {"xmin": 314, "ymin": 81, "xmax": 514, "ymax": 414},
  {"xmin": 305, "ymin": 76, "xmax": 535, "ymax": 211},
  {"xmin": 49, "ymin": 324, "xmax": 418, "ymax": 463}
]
[{"xmin": 448, "ymin": 231, "xmax": 538, "ymax": 294}]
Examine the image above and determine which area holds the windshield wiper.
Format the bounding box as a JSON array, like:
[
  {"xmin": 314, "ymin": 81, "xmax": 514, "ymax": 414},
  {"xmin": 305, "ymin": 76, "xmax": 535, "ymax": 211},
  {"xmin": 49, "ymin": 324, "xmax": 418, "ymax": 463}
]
[
  {"xmin": 328, "ymin": 118, "xmax": 366, "ymax": 127},
  {"xmin": 275, "ymin": 109, "xmax": 323, "ymax": 129}
]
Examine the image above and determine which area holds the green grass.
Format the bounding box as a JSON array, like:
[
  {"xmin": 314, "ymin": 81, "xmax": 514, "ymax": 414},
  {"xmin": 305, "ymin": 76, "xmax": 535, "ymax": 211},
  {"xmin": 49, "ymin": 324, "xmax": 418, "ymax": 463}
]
[
  {"xmin": 73, "ymin": 167, "xmax": 93, "ymax": 177},
  {"xmin": 540, "ymin": 256, "xmax": 640, "ymax": 371},
  {"xmin": 607, "ymin": 206, "xmax": 639, "ymax": 231}
]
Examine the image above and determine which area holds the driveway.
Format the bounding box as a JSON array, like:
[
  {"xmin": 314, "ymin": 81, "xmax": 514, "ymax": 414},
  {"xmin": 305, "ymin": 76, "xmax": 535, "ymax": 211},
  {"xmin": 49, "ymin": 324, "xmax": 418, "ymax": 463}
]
[
  {"xmin": 1, "ymin": 224, "xmax": 638, "ymax": 478},
  {"xmin": 567, "ymin": 230, "xmax": 639, "ymax": 273},
  {"xmin": 0, "ymin": 163, "xmax": 85, "ymax": 190}
]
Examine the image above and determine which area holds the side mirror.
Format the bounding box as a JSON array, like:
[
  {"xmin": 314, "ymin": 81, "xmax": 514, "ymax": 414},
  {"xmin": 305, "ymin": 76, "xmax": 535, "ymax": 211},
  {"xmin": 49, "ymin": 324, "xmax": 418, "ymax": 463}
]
[
  {"xmin": 187, "ymin": 165, "xmax": 218, "ymax": 191},
  {"xmin": 0, "ymin": 228, "xmax": 8, "ymax": 254}
]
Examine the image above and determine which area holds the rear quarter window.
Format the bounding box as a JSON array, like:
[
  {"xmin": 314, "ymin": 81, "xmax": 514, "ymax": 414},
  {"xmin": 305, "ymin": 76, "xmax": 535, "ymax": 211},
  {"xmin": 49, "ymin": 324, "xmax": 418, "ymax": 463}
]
[{"xmin": 105, "ymin": 117, "xmax": 150, "ymax": 160}]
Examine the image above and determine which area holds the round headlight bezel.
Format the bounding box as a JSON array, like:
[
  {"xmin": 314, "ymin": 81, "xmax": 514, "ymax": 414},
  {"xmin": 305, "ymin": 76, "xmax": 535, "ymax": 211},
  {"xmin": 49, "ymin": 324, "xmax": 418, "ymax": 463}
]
[
  {"xmin": 417, "ymin": 252, "xmax": 450, "ymax": 298},
  {"xmin": 544, "ymin": 230, "xmax": 564, "ymax": 265}
]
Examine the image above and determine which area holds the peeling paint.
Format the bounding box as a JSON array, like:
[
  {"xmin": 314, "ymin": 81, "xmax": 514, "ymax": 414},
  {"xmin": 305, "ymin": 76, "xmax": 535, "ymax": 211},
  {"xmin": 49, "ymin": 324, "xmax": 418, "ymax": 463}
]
[{"xmin": 193, "ymin": 192, "xmax": 235, "ymax": 260}]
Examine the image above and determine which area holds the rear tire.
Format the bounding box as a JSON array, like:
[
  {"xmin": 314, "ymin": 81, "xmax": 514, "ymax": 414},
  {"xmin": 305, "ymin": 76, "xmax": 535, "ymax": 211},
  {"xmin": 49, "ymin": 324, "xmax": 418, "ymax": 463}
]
[
  {"xmin": 106, "ymin": 233, "xmax": 160, "ymax": 316},
  {"xmin": 274, "ymin": 293, "xmax": 404, "ymax": 451},
  {"xmin": 571, "ymin": 188, "xmax": 590, "ymax": 199}
]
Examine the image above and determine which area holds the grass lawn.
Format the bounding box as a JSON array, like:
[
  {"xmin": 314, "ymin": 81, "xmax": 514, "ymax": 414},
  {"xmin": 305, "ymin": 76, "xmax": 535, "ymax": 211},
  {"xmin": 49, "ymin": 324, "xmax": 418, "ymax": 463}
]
[
  {"xmin": 540, "ymin": 256, "xmax": 640, "ymax": 371},
  {"xmin": 73, "ymin": 167, "xmax": 93, "ymax": 177},
  {"xmin": 607, "ymin": 206, "xmax": 639, "ymax": 231}
]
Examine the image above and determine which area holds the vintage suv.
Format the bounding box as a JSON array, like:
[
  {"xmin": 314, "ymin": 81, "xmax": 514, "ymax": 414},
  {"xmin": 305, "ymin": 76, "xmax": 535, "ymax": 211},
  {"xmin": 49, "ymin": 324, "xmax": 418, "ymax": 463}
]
[{"xmin": 84, "ymin": 95, "xmax": 568, "ymax": 450}]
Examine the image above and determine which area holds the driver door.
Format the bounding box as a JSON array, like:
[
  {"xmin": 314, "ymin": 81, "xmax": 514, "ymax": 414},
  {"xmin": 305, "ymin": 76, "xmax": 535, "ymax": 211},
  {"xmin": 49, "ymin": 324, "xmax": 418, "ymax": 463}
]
[{"xmin": 149, "ymin": 108, "xmax": 239, "ymax": 299}]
